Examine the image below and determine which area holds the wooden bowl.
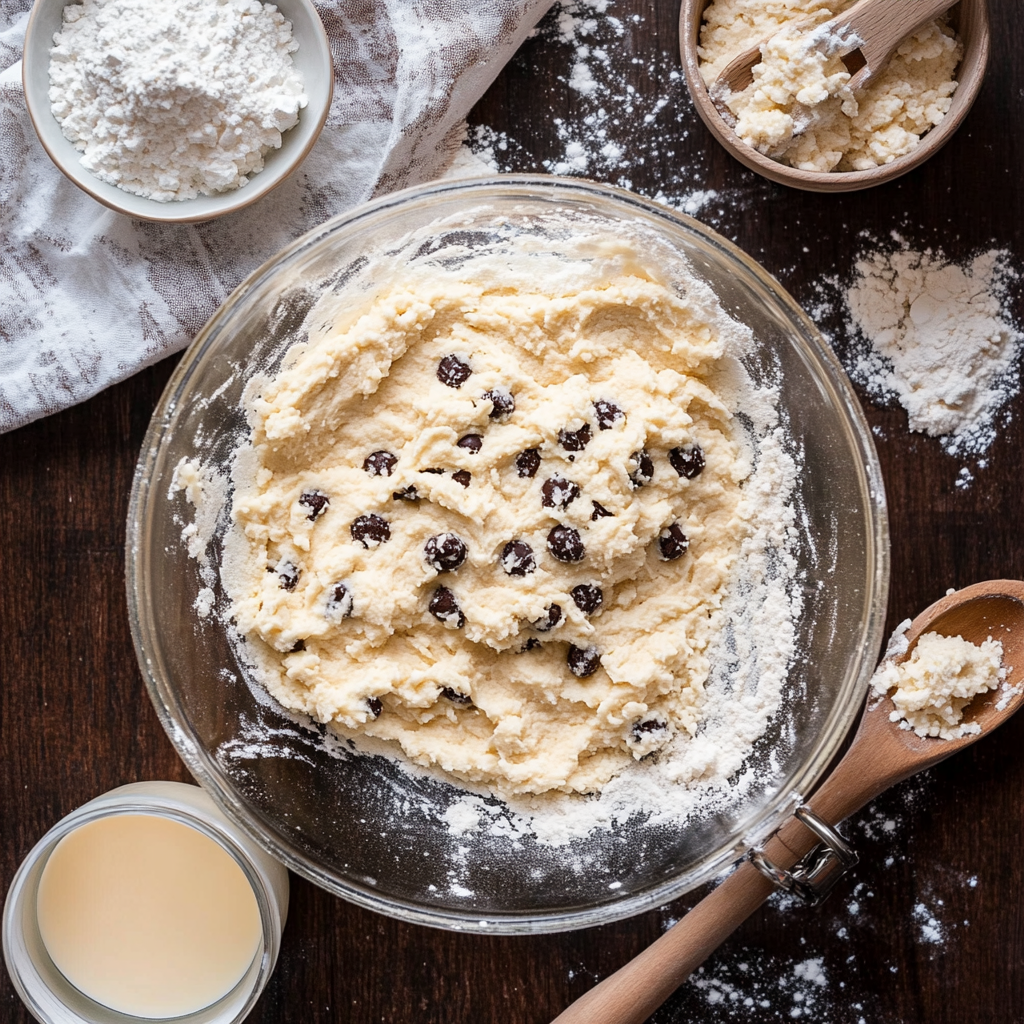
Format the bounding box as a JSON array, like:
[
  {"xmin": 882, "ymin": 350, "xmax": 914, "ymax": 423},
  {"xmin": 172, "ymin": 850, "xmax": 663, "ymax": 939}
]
[{"xmin": 678, "ymin": 0, "xmax": 990, "ymax": 192}]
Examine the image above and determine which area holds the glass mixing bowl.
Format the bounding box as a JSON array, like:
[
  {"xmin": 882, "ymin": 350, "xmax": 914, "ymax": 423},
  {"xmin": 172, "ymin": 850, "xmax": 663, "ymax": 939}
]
[{"xmin": 126, "ymin": 176, "xmax": 889, "ymax": 934}]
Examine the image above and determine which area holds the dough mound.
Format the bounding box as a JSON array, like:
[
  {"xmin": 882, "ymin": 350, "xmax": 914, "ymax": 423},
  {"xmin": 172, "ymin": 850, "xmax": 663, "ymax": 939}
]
[{"xmin": 227, "ymin": 245, "xmax": 754, "ymax": 795}]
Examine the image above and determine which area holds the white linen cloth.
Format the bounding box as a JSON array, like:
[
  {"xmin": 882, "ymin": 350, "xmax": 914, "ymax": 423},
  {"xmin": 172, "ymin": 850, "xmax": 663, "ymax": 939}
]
[{"xmin": 0, "ymin": 0, "xmax": 554, "ymax": 433}]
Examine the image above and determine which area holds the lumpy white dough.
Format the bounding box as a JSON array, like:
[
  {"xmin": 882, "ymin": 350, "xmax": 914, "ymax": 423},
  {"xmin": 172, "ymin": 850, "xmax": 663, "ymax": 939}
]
[
  {"xmin": 699, "ymin": 0, "xmax": 961, "ymax": 172},
  {"xmin": 872, "ymin": 631, "xmax": 1007, "ymax": 739},
  {"xmin": 225, "ymin": 240, "xmax": 761, "ymax": 796}
]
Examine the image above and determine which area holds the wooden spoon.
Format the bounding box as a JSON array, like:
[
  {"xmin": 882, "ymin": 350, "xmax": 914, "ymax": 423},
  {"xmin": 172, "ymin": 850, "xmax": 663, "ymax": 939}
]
[
  {"xmin": 551, "ymin": 579, "xmax": 1024, "ymax": 1024},
  {"xmin": 711, "ymin": 0, "xmax": 958, "ymax": 113}
]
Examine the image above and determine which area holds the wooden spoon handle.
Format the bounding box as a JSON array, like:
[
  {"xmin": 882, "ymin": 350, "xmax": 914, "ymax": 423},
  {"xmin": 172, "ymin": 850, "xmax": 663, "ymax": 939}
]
[{"xmin": 550, "ymin": 860, "xmax": 776, "ymax": 1024}]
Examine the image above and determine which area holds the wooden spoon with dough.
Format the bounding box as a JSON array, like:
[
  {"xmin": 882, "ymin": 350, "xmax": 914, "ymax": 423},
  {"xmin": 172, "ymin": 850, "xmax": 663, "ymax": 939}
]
[{"xmin": 551, "ymin": 579, "xmax": 1024, "ymax": 1024}]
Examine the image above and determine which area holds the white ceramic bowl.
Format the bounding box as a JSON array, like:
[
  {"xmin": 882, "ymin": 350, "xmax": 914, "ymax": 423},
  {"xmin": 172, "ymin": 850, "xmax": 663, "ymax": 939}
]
[{"xmin": 21, "ymin": 0, "xmax": 333, "ymax": 223}]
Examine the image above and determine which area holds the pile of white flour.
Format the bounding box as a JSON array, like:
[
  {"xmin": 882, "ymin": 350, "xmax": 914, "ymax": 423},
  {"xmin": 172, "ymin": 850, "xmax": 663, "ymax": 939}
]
[
  {"xmin": 842, "ymin": 244, "xmax": 1021, "ymax": 457},
  {"xmin": 48, "ymin": 0, "xmax": 307, "ymax": 201}
]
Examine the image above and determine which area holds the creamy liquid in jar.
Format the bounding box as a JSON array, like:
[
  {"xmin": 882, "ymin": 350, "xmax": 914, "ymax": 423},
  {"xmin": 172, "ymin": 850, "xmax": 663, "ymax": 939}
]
[{"xmin": 35, "ymin": 813, "xmax": 263, "ymax": 1018}]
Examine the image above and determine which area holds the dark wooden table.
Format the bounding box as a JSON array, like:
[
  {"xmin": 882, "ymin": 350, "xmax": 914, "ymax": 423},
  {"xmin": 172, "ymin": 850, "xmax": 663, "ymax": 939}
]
[{"xmin": 4, "ymin": 2, "xmax": 1024, "ymax": 1021}]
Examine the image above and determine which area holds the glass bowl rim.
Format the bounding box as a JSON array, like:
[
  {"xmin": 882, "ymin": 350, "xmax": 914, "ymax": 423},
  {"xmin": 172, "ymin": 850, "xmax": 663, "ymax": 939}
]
[{"xmin": 126, "ymin": 173, "xmax": 890, "ymax": 933}]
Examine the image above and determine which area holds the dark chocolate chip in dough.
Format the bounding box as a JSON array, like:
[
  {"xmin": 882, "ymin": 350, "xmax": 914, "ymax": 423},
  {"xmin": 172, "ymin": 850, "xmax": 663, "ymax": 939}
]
[
  {"xmin": 298, "ymin": 490, "xmax": 329, "ymax": 520},
  {"xmin": 289, "ymin": 639, "xmax": 306, "ymax": 653},
  {"xmin": 571, "ymin": 584, "xmax": 603, "ymax": 615},
  {"xmin": 457, "ymin": 434, "xmax": 483, "ymax": 454},
  {"xmin": 658, "ymin": 524, "xmax": 689, "ymax": 561},
  {"xmin": 350, "ymin": 513, "xmax": 390, "ymax": 548},
  {"xmin": 437, "ymin": 354, "xmax": 472, "ymax": 388},
  {"xmin": 516, "ymin": 448, "xmax": 541, "ymax": 478},
  {"xmin": 441, "ymin": 687, "xmax": 472, "ymax": 705},
  {"xmin": 547, "ymin": 525, "xmax": 585, "ymax": 562},
  {"xmin": 567, "ymin": 644, "xmax": 601, "ymax": 678},
  {"xmin": 429, "ymin": 586, "xmax": 465, "ymax": 628},
  {"xmin": 393, "ymin": 486, "xmax": 419, "ymax": 502},
  {"xmin": 591, "ymin": 501, "xmax": 613, "ymax": 521},
  {"xmin": 669, "ymin": 443, "xmax": 706, "ymax": 479},
  {"xmin": 453, "ymin": 470, "xmax": 472, "ymax": 488},
  {"xmin": 362, "ymin": 450, "xmax": 397, "ymax": 477},
  {"xmin": 628, "ymin": 449, "xmax": 654, "ymax": 488},
  {"xmin": 632, "ymin": 718, "xmax": 667, "ymax": 740},
  {"xmin": 532, "ymin": 603, "xmax": 563, "ymax": 632},
  {"xmin": 559, "ymin": 423, "xmax": 592, "ymax": 452},
  {"xmin": 594, "ymin": 399, "xmax": 624, "ymax": 430},
  {"xmin": 521, "ymin": 637, "xmax": 542, "ymax": 652},
  {"xmin": 367, "ymin": 697, "xmax": 383, "ymax": 718},
  {"xmin": 541, "ymin": 475, "xmax": 580, "ymax": 509},
  {"xmin": 425, "ymin": 533, "xmax": 468, "ymax": 572},
  {"xmin": 423, "ymin": 468, "xmax": 446, "ymax": 475},
  {"xmin": 326, "ymin": 581, "xmax": 354, "ymax": 619},
  {"xmin": 277, "ymin": 561, "xmax": 299, "ymax": 590},
  {"xmin": 484, "ymin": 388, "xmax": 515, "ymax": 420},
  {"xmin": 501, "ymin": 540, "xmax": 536, "ymax": 576}
]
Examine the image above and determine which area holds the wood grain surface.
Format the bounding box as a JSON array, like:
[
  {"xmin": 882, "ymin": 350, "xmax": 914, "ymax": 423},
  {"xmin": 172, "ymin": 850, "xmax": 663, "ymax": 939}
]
[{"xmin": 3, "ymin": 2, "xmax": 1024, "ymax": 1022}]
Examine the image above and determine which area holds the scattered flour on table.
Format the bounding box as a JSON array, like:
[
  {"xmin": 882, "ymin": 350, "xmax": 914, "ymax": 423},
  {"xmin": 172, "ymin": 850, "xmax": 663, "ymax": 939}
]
[
  {"xmin": 48, "ymin": 0, "xmax": 307, "ymax": 201},
  {"xmin": 834, "ymin": 242, "xmax": 1021, "ymax": 460},
  {"xmin": 468, "ymin": 0, "xmax": 753, "ymax": 223}
]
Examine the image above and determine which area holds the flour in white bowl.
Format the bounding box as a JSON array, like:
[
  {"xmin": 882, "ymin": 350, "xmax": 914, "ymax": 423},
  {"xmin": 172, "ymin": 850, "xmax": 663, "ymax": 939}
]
[{"xmin": 48, "ymin": 0, "xmax": 308, "ymax": 201}]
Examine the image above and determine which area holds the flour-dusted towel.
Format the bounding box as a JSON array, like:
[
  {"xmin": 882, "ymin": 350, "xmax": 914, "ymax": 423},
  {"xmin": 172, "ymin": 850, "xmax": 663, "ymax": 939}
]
[{"xmin": 0, "ymin": 0, "xmax": 553, "ymax": 433}]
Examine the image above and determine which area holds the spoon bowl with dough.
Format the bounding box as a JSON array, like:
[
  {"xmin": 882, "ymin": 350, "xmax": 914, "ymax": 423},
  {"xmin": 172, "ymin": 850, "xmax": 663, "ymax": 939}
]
[
  {"xmin": 551, "ymin": 578, "xmax": 1024, "ymax": 1024},
  {"xmin": 678, "ymin": 0, "xmax": 990, "ymax": 192}
]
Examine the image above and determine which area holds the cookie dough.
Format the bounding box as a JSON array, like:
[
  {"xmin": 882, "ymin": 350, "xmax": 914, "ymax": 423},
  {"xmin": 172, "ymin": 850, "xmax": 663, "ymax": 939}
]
[
  {"xmin": 699, "ymin": 0, "xmax": 961, "ymax": 172},
  {"xmin": 872, "ymin": 631, "xmax": 1006, "ymax": 740},
  {"xmin": 226, "ymin": 244, "xmax": 756, "ymax": 795}
]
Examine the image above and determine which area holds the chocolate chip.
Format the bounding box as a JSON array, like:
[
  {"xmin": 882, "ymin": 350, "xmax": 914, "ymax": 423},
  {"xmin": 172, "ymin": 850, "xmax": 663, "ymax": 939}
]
[
  {"xmin": 559, "ymin": 423, "xmax": 592, "ymax": 452},
  {"xmin": 571, "ymin": 584, "xmax": 603, "ymax": 615},
  {"xmin": 594, "ymin": 399, "xmax": 624, "ymax": 430},
  {"xmin": 326, "ymin": 582, "xmax": 354, "ymax": 620},
  {"xmin": 547, "ymin": 525, "xmax": 585, "ymax": 562},
  {"xmin": 429, "ymin": 586, "xmax": 465, "ymax": 628},
  {"xmin": 567, "ymin": 644, "xmax": 601, "ymax": 677},
  {"xmin": 591, "ymin": 501, "xmax": 613, "ymax": 521},
  {"xmin": 658, "ymin": 524, "xmax": 689, "ymax": 561},
  {"xmin": 484, "ymin": 388, "xmax": 515, "ymax": 420},
  {"xmin": 277, "ymin": 561, "xmax": 299, "ymax": 590},
  {"xmin": 289, "ymin": 639, "xmax": 306, "ymax": 653},
  {"xmin": 522, "ymin": 637, "xmax": 542, "ymax": 651},
  {"xmin": 629, "ymin": 449, "xmax": 654, "ymax": 488},
  {"xmin": 533, "ymin": 603, "xmax": 563, "ymax": 631},
  {"xmin": 441, "ymin": 687, "xmax": 472, "ymax": 705},
  {"xmin": 393, "ymin": 486, "xmax": 419, "ymax": 502},
  {"xmin": 541, "ymin": 475, "xmax": 580, "ymax": 509},
  {"xmin": 363, "ymin": 450, "xmax": 397, "ymax": 477},
  {"xmin": 423, "ymin": 468, "xmax": 445, "ymax": 475},
  {"xmin": 632, "ymin": 718, "xmax": 667, "ymax": 738},
  {"xmin": 669, "ymin": 443, "xmax": 706, "ymax": 479},
  {"xmin": 367, "ymin": 697, "xmax": 383, "ymax": 718},
  {"xmin": 516, "ymin": 448, "xmax": 541, "ymax": 478},
  {"xmin": 453, "ymin": 470, "xmax": 472, "ymax": 488},
  {"xmin": 457, "ymin": 434, "xmax": 483, "ymax": 454},
  {"xmin": 351, "ymin": 513, "xmax": 390, "ymax": 548},
  {"xmin": 501, "ymin": 540, "xmax": 536, "ymax": 576},
  {"xmin": 437, "ymin": 354, "xmax": 472, "ymax": 388},
  {"xmin": 298, "ymin": 490, "xmax": 329, "ymax": 520},
  {"xmin": 425, "ymin": 533, "xmax": 468, "ymax": 572}
]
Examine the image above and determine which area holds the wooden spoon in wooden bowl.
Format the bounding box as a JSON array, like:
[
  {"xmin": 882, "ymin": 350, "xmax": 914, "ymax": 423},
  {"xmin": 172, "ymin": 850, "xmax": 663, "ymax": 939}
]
[
  {"xmin": 551, "ymin": 579, "xmax": 1024, "ymax": 1024},
  {"xmin": 677, "ymin": 0, "xmax": 990, "ymax": 192},
  {"xmin": 711, "ymin": 0, "xmax": 961, "ymax": 115}
]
